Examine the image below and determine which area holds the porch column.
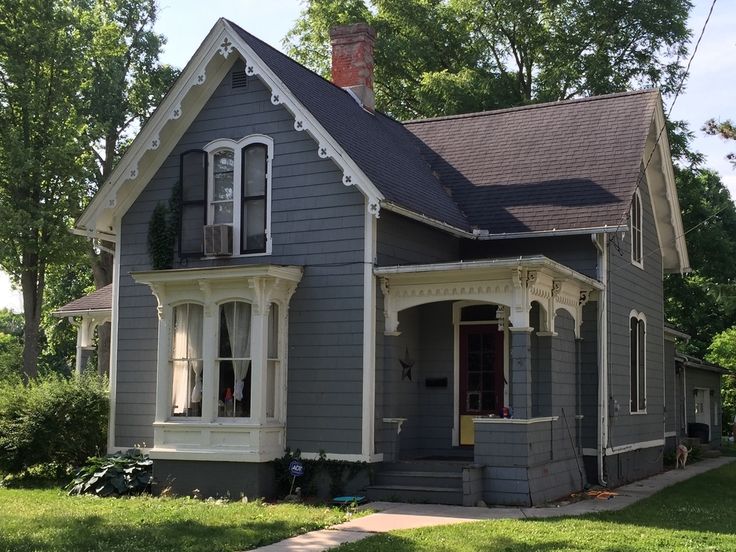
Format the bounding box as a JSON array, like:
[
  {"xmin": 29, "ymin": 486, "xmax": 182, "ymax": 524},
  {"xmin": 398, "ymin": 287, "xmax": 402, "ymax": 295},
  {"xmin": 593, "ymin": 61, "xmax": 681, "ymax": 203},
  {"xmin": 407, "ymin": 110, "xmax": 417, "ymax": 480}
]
[{"xmin": 509, "ymin": 327, "xmax": 534, "ymax": 419}]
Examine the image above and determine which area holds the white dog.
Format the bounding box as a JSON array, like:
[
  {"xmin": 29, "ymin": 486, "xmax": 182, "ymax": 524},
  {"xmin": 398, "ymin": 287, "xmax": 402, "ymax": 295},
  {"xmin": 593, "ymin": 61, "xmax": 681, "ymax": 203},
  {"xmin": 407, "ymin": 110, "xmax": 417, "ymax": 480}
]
[{"xmin": 676, "ymin": 444, "xmax": 691, "ymax": 469}]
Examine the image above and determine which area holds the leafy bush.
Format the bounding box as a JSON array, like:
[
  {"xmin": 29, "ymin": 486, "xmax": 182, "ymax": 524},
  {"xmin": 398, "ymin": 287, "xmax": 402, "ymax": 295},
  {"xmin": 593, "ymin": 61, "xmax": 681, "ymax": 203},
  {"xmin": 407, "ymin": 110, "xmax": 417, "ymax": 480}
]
[
  {"xmin": 273, "ymin": 449, "xmax": 371, "ymax": 499},
  {"xmin": 67, "ymin": 449, "xmax": 153, "ymax": 497},
  {"xmin": 0, "ymin": 372, "xmax": 108, "ymax": 475}
]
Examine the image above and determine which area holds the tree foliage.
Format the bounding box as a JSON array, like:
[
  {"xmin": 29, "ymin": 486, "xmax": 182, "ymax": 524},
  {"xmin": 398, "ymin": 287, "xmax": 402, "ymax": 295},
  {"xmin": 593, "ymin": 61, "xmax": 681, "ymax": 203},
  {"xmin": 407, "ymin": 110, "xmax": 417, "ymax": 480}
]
[
  {"xmin": 704, "ymin": 118, "xmax": 736, "ymax": 168},
  {"xmin": 664, "ymin": 168, "xmax": 736, "ymax": 357},
  {"xmin": 0, "ymin": 0, "xmax": 176, "ymax": 380},
  {"xmin": 0, "ymin": 0, "xmax": 93, "ymax": 379},
  {"xmin": 285, "ymin": 0, "xmax": 692, "ymax": 119}
]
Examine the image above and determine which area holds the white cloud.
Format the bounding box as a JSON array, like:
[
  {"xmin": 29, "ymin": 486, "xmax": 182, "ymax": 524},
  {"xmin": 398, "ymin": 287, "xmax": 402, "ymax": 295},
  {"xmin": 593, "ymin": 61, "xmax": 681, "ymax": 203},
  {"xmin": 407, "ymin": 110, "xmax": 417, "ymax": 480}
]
[{"xmin": 0, "ymin": 271, "xmax": 22, "ymax": 313}]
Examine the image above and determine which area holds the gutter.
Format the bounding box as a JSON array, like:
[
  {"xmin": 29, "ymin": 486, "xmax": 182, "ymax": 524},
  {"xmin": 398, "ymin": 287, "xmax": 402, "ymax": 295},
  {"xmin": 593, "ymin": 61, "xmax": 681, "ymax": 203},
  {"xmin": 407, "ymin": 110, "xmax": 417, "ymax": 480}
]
[
  {"xmin": 381, "ymin": 201, "xmax": 620, "ymax": 241},
  {"xmin": 592, "ymin": 233, "xmax": 608, "ymax": 486}
]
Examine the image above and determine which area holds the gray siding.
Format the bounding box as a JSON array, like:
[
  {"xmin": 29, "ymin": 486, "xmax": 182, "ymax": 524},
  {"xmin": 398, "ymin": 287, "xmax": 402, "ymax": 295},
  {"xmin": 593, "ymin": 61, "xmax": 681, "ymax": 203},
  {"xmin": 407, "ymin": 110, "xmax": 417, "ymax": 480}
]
[
  {"xmin": 377, "ymin": 210, "xmax": 459, "ymax": 266},
  {"xmin": 115, "ymin": 58, "xmax": 366, "ymax": 454},
  {"xmin": 606, "ymin": 173, "xmax": 664, "ymax": 448},
  {"xmin": 461, "ymin": 235, "xmax": 599, "ymax": 279},
  {"xmin": 685, "ymin": 366, "xmax": 722, "ymax": 444}
]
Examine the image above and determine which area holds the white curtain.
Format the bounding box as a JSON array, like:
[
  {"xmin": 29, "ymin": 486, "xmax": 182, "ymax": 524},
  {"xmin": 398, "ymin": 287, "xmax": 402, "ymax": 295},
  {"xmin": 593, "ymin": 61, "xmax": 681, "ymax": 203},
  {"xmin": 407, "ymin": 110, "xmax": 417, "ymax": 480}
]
[
  {"xmin": 223, "ymin": 302, "xmax": 251, "ymax": 401},
  {"xmin": 171, "ymin": 305, "xmax": 189, "ymax": 414},
  {"xmin": 188, "ymin": 305, "xmax": 203, "ymax": 404}
]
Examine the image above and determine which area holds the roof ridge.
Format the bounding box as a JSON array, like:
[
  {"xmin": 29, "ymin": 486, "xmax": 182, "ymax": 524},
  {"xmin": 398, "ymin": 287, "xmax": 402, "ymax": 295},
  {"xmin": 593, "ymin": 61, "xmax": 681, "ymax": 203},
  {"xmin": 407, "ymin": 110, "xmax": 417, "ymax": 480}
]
[{"xmin": 402, "ymin": 89, "xmax": 659, "ymax": 125}]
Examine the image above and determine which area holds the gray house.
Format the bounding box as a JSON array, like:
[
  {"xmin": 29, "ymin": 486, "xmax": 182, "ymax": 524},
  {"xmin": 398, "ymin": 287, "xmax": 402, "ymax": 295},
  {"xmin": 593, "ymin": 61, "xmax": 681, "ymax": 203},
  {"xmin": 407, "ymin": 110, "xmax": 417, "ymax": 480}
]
[{"xmin": 74, "ymin": 19, "xmax": 691, "ymax": 506}]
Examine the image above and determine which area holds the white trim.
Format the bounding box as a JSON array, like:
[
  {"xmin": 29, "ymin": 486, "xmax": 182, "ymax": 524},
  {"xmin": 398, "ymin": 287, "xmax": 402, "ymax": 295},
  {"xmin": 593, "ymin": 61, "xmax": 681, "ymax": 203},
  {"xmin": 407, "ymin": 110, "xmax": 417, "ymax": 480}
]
[
  {"xmin": 631, "ymin": 188, "xmax": 644, "ymax": 269},
  {"xmin": 583, "ymin": 438, "xmax": 666, "ymax": 456},
  {"xmin": 474, "ymin": 416, "xmax": 559, "ymax": 425},
  {"xmin": 361, "ymin": 205, "xmax": 377, "ymax": 457},
  {"xmin": 107, "ymin": 217, "xmax": 122, "ymax": 453},
  {"xmin": 664, "ymin": 431, "xmax": 677, "ymax": 438},
  {"xmin": 202, "ymin": 134, "xmax": 274, "ymax": 256},
  {"xmin": 76, "ymin": 20, "xmax": 385, "ymax": 241}
]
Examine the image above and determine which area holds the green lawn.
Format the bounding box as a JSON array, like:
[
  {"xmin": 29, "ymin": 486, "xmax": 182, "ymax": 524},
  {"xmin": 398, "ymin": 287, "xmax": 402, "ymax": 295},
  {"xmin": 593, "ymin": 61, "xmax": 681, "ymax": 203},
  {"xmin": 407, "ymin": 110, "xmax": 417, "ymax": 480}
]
[
  {"xmin": 0, "ymin": 488, "xmax": 355, "ymax": 552},
  {"xmin": 337, "ymin": 462, "xmax": 736, "ymax": 552}
]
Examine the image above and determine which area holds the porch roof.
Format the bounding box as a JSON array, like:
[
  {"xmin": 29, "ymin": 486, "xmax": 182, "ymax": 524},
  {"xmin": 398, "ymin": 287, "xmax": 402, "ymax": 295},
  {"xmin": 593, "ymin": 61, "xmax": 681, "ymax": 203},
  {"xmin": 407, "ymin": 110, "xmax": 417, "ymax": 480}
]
[{"xmin": 375, "ymin": 256, "xmax": 602, "ymax": 336}]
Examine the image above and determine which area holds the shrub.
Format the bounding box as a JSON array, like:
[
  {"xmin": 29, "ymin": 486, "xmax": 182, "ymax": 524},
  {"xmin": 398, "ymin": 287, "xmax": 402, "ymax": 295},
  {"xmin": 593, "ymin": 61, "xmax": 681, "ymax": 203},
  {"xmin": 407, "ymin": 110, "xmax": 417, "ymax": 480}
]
[
  {"xmin": 0, "ymin": 372, "xmax": 108, "ymax": 475},
  {"xmin": 67, "ymin": 449, "xmax": 153, "ymax": 497}
]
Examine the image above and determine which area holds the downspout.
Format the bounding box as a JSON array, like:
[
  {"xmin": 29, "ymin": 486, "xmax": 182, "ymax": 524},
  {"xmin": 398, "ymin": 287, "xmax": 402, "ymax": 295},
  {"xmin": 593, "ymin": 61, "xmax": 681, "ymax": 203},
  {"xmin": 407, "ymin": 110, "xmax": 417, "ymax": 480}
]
[{"xmin": 592, "ymin": 234, "xmax": 608, "ymax": 486}]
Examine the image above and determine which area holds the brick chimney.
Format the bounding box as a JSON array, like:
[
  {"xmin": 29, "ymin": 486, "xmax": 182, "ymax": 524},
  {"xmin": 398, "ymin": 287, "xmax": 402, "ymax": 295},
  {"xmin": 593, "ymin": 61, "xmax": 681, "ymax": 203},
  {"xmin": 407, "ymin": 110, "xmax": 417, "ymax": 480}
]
[{"xmin": 329, "ymin": 23, "xmax": 376, "ymax": 111}]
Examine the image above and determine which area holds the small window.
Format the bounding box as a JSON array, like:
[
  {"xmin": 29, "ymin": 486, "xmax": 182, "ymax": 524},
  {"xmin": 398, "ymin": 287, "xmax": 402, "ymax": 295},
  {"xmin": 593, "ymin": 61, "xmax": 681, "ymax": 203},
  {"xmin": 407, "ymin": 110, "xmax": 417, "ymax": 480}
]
[
  {"xmin": 210, "ymin": 149, "xmax": 235, "ymax": 224},
  {"xmin": 630, "ymin": 313, "xmax": 646, "ymax": 412},
  {"xmin": 170, "ymin": 303, "xmax": 204, "ymax": 417},
  {"xmin": 631, "ymin": 190, "xmax": 643, "ymax": 267},
  {"xmin": 266, "ymin": 303, "xmax": 279, "ymax": 419}
]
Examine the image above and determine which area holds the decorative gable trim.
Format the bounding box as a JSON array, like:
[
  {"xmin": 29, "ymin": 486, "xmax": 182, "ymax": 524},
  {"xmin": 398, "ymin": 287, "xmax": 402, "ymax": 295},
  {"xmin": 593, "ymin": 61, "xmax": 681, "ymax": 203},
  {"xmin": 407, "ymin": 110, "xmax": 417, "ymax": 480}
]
[
  {"xmin": 76, "ymin": 19, "xmax": 384, "ymax": 242},
  {"xmin": 645, "ymin": 101, "xmax": 690, "ymax": 274}
]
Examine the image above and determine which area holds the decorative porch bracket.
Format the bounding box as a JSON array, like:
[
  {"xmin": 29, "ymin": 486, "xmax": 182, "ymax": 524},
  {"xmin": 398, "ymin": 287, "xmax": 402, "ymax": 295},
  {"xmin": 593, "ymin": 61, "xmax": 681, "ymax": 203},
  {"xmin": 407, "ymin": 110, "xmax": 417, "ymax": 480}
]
[{"xmin": 375, "ymin": 256, "xmax": 602, "ymax": 338}]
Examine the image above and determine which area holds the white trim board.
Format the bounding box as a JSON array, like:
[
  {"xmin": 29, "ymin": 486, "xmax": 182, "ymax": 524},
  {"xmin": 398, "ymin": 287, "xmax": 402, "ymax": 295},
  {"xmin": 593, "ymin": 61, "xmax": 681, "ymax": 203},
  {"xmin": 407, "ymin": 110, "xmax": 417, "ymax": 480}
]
[
  {"xmin": 76, "ymin": 19, "xmax": 385, "ymax": 241},
  {"xmin": 582, "ymin": 438, "xmax": 665, "ymax": 457}
]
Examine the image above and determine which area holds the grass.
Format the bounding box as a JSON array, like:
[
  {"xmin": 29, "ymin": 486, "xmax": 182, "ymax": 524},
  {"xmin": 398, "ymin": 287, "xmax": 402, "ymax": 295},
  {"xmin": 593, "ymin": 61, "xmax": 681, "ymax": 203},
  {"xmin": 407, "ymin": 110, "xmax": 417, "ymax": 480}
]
[
  {"xmin": 0, "ymin": 487, "xmax": 357, "ymax": 552},
  {"xmin": 336, "ymin": 462, "xmax": 736, "ymax": 552}
]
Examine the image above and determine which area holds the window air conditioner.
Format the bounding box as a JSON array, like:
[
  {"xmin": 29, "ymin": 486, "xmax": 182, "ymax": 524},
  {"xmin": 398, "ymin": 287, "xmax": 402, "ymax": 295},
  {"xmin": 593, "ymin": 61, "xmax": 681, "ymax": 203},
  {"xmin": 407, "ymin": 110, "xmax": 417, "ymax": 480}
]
[{"xmin": 203, "ymin": 224, "xmax": 233, "ymax": 256}]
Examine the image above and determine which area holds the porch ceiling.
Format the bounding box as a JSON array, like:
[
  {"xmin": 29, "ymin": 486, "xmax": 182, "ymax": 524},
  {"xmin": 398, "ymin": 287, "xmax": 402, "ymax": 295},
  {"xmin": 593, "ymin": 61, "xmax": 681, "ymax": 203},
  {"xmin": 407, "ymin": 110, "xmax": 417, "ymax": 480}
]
[{"xmin": 375, "ymin": 255, "xmax": 602, "ymax": 336}]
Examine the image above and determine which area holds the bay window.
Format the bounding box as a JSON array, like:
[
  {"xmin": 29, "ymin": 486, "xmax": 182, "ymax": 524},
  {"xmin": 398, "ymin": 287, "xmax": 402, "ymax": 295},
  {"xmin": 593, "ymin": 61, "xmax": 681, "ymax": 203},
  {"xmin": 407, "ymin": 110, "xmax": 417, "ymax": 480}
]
[{"xmin": 133, "ymin": 265, "xmax": 302, "ymax": 462}]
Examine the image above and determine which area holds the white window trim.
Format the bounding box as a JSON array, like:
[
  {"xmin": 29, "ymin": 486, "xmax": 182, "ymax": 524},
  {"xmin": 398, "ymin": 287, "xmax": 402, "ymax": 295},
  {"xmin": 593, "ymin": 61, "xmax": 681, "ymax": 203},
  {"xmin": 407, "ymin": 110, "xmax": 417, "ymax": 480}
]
[
  {"xmin": 203, "ymin": 134, "xmax": 273, "ymax": 257},
  {"xmin": 132, "ymin": 265, "xmax": 302, "ymax": 462},
  {"xmin": 631, "ymin": 189, "xmax": 644, "ymax": 269},
  {"xmin": 629, "ymin": 310, "xmax": 647, "ymax": 414}
]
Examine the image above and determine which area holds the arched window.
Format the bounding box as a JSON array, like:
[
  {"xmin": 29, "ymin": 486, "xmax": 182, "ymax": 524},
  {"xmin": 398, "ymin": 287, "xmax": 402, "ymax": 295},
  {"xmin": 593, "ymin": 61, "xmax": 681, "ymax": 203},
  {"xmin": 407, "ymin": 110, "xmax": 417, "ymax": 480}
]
[
  {"xmin": 178, "ymin": 136, "xmax": 272, "ymax": 258},
  {"xmin": 630, "ymin": 312, "xmax": 646, "ymax": 413},
  {"xmin": 170, "ymin": 303, "xmax": 204, "ymax": 417},
  {"xmin": 631, "ymin": 190, "xmax": 643, "ymax": 267}
]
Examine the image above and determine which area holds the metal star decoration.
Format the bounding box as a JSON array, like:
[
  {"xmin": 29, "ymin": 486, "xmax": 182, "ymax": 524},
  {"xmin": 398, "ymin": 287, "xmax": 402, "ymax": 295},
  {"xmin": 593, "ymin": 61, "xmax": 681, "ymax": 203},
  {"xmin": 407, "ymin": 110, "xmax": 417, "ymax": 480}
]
[{"xmin": 399, "ymin": 346, "xmax": 414, "ymax": 381}]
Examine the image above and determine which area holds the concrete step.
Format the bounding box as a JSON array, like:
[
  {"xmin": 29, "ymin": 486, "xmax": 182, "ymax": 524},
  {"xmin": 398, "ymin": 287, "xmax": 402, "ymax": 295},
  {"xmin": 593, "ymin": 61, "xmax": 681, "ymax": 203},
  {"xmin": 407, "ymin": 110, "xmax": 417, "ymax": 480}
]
[
  {"xmin": 366, "ymin": 484, "xmax": 464, "ymax": 505},
  {"xmin": 702, "ymin": 449, "xmax": 722, "ymax": 459},
  {"xmin": 374, "ymin": 470, "xmax": 463, "ymax": 490},
  {"xmin": 380, "ymin": 460, "xmax": 470, "ymax": 474}
]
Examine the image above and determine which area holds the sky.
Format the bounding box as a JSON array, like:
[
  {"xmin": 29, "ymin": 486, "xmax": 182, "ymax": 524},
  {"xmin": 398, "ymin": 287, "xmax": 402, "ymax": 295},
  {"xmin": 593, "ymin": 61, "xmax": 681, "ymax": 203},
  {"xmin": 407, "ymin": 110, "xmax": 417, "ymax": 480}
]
[{"xmin": 0, "ymin": 0, "xmax": 734, "ymax": 313}]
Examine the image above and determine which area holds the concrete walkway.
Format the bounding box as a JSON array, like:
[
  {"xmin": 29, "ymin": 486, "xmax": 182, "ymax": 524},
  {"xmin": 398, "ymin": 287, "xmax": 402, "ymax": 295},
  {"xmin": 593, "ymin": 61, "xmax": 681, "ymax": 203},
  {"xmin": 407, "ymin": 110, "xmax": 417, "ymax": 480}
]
[{"xmin": 250, "ymin": 456, "xmax": 735, "ymax": 551}]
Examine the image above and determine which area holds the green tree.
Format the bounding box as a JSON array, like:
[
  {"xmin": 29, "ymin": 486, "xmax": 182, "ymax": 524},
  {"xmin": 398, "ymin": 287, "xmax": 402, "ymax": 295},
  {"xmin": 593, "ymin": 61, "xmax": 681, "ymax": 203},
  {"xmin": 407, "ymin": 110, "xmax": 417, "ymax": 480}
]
[
  {"xmin": 704, "ymin": 118, "xmax": 736, "ymax": 168},
  {"xmin": 0, "ymin": 0, "xmax": 93, "ymax": 380},
  {"xmin": 664, "ymin": 168, "xmax": 736, "ymax": 357},
  {"xmin": 285, "ymin": 0, "xmax": 692, "ymax": 119},
  {"xmin": 0, "ymin": 308, "xmax": 23, "ymax": 382},
  {"xmin": 706, "ymin": 327, "xmax": 736, "ymax": 425},
  {"xmin": 81, "ymin": 0, "xmax": 177, "ymax": 375}
]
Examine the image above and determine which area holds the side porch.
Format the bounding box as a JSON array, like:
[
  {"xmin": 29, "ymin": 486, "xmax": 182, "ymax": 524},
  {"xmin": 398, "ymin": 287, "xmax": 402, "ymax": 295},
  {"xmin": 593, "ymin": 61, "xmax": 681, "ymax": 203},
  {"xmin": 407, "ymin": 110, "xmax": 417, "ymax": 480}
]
[{"xmin": 372, "ymin": 256, "xmax": 602, "ymax": 506}]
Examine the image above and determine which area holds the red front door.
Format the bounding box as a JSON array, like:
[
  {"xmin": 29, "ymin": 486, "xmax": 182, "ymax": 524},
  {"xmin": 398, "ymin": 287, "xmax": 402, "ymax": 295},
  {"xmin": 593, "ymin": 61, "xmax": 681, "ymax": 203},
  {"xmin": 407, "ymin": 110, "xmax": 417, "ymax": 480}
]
[{"xmin": 459, "ymin": 324, "xmax": 505, "ymax": 445}]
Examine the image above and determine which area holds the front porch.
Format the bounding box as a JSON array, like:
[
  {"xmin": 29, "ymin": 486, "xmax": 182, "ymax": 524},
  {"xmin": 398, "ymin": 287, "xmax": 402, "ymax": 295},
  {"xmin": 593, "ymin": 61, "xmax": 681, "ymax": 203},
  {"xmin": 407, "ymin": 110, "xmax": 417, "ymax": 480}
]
[{"xmin": 373, "ymin": 256, "xmax": 602, "ymax": 505}]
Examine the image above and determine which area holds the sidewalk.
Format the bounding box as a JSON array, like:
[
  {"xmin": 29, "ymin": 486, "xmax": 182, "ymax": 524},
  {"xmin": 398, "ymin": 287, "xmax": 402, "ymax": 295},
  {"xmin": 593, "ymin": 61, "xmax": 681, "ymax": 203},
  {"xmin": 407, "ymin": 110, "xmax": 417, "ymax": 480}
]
[{"xmin": 250, "ymin": 456, "xmax": 735, "ymax": 552}]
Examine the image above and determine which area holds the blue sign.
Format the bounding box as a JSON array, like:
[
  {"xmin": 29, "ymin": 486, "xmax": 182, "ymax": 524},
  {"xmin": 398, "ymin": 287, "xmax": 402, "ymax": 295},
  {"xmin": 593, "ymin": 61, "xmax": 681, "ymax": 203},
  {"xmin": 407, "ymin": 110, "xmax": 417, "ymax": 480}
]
[{"xmin": 288, "ymin": 460, "xmax": 304, "ymax": 478}]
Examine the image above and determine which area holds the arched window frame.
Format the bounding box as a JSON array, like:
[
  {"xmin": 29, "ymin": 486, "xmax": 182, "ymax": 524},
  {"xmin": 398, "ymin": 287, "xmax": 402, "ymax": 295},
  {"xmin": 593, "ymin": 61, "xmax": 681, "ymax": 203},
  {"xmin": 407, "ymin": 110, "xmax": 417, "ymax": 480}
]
[
  {"xmin": 629, "ymin": 310, "xmax": 647, "ymax": 414},
  {"xmin": 203, "ymin": 134, "xmax": 273, "ymax": 256},
  {"xmin": 631, "ymin": 189, "xmax": 643, "ymax": 269}
]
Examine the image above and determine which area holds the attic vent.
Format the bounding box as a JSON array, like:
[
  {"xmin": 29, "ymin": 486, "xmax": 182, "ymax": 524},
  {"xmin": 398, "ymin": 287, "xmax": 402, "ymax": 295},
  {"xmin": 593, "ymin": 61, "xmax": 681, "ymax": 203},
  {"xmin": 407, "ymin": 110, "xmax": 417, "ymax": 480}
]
[{"xmin": 231, "ymin": 70, "xmax": 248, "ymax": 89}]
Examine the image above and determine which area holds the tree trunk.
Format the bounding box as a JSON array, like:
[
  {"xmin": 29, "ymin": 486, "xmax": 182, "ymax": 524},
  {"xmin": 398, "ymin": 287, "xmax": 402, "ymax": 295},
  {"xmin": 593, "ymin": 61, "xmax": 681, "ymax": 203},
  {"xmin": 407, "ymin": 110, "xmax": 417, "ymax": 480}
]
[
  {"xmin": 91, "ymin": 243, "xmax": 114, "ymax": 376},
  {"xmin": 20, "ymin": 255, "xmax": 44, "ymax": 381}
]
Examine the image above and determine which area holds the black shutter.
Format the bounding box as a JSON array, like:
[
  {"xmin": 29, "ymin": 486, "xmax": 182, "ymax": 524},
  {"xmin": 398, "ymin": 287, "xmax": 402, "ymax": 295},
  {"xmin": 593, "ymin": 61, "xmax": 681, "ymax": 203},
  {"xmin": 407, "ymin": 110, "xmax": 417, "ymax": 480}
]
[{"xmin": 179, "ymin": 150, "xmax": 207, "ymax": 257}]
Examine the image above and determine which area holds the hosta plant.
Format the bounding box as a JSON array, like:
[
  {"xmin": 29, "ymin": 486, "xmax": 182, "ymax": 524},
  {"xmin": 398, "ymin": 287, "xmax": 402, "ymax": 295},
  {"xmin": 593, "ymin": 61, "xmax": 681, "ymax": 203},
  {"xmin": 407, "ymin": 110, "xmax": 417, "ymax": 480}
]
[{"xmin": 67, "ymin": 449, "xmax": 153, "ymax": 497}]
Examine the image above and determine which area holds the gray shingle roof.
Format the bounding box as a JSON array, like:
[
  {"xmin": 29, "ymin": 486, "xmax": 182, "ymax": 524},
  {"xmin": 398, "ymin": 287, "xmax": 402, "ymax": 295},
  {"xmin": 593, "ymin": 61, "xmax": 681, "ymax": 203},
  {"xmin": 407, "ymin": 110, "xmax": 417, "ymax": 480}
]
[
  {"xmin": 230, "ymin": 21, "xmax": 658, "ymax": 236},
  {"xmin": 55, "ymin": 284, "xmax": 112, "ymax": 314},
  {"xmin": 404, "ymin": 90, "xmax": 659, "ymax": 234}
]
